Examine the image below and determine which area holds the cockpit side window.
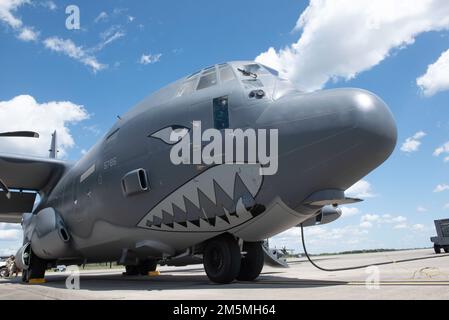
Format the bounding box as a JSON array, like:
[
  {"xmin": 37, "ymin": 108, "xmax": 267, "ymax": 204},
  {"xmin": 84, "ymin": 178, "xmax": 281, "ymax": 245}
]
[
  {"xmin": 197, "ymin": 68, "xmax": 218, "ymax": 90},
  {"xmin": 260, "ymin": 64, "xmax": 279, "ymax": 77},
  {"xmin": 219, "ymin": 64, "xmax": 236, "ymax": 83},
  {"xmin": 177, "ymin": 77, "xmax": 198, "ymax": 97},
  {"xmin": 187, "ymin": 70, "xmax": 201, "ymax": 79}
]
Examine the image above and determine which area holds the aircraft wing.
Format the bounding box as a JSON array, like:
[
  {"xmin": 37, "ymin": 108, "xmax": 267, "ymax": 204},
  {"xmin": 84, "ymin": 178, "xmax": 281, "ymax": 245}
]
[{"xmin": 0, "ymin": 153, "xmax": 70, "ymax": 223}]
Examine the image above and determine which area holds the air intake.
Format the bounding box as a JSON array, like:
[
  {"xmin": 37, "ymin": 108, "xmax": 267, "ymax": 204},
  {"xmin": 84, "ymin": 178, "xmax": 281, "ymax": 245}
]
[{"xmin": 122, "ymin": 168, "xmax": 150, "ymax": 197}]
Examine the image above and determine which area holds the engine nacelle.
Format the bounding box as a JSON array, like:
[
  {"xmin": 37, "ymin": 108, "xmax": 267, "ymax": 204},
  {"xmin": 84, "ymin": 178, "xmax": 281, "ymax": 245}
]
[
  {"xmin": 20, "ymin": 208, "xmax": 73, "ymax": 260},
  {"xmin": 15, "ymin": 242, "xmax": 31, "ymax": 270},
  {"xmin": 300, "ymin": 206, "xmax": 342, "ymax": 227}
]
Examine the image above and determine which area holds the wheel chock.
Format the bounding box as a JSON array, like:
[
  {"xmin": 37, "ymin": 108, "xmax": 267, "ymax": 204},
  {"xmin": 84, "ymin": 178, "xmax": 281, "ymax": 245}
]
[{"xmin": 28, "ymin": 278, "xmax": 46, "ymax": 284}]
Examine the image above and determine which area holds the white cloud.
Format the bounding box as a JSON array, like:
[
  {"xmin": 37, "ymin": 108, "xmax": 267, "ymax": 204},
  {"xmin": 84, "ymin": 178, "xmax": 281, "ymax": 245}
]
[
  {"xmin": 417, "ymin": 48, "xmax": 449, "ymax": 96},
  {"xmin": 94, "ymin": 11, "xmax": 108, "ymax": 23},
  {"xmin": 444, "ymin": 203, "xmax": 449, "ymax": 210},
  {"xmin": 0, "ymin": 0, "xmax": 27, "ymax": 29},
  {"xmin": 274, "ymin": 224, "xmax": 367, "ymax": 247},
  {"xmin": 391, "ymin": 216, "xmax": 407, "ymax": 223},
  {"xmin": 340, "ymin": 206, "xmax": 360, "ymax": 218},
  {"xmin": 360, "ymin": 213, "xmax": 407, "ymax": 228},
  {"xmin": 0, "ymin": 0, "xmax": 42, "ymax": 43},
  {"xmin": 256, "ymin": 0, "xmax": 449, "ymax": 92},
  {"xmin": 140, "ymin": 53, "xmax": 162, "ymax": 65},
  {"xmin": 0, "ymin": 1, "xmax": 108, "ymax": 71},
  {"xmin": 0, "ymin": 229, "xmax": 20, "ymax": 241},
  {"xmin": 360, "ymin": 221, "xmax": 373, "ymax": 229},
  {"xmin": 434, "ymin": 184, "xmax": 449, "ymax": 193},
  {"xmin": 0, "ymin": 223, "xmax": 21, "ymax": 230},
  {"xmin": 346, "ymin": 180, "xmax": 376, "ymax": 198},
  {"xmin": 411, "ymin": 224, "xmax": 426, "ymax": 232},
  {"xmin": 43, "ymin": 37, "xmax": 107, "ymax": 72},
  {"xmin": 361, "ymin": 214, "xmax": 380, "ymax": 222},
  {"xmin": 0, "ymin": 95, "xmax": 89, "ymax": 158},
  {"xmin": 400, "ymin": 131, "xmax": 426, "ymax": 153},
  {"xmin": 0, "ymin": 223, "xmax": 22, "ymax": 241},
  {"xmin": 0, "ymin": 224, "xmax": 21, "ymax": 255},
  {"xmin": 17, "ymin": 26, "xmax": 38, "ymax": 41},
  {"xmin": 94, "ymin": 26, "xmax": 126, "ymax": 52},
  {"xmin": 433, "ymin": 141, "xmax": 449, "ymax": 162},
  {"xmin": 417, "ymin": 206, "xmax": 428, "ymax": 213},
  {"xmin": 394, "ymin": 223, "xmax": 429, "ymax": 232},
  {"xmin": 39, "ymin": 1, "xmax": 56, "ymax": 11}
]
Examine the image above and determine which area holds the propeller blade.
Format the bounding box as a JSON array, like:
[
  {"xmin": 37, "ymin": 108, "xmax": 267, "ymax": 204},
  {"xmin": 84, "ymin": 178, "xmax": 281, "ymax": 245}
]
[
  {"xmin": 0, "ymin": 131, "xmax": 39, "ymax": 138},
  {"xmin": 0, "ymin": 179, "xmax": 11, "ymax": 199}
]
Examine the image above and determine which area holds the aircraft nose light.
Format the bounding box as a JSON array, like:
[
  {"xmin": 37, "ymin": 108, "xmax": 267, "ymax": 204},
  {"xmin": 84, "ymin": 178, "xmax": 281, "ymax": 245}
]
[{"xmin": 249, "ymin": 89, "xmax": 265, "ymax": 99}]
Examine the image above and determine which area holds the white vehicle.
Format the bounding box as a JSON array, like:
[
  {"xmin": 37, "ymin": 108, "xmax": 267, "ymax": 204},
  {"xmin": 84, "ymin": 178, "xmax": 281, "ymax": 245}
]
[
  {"xmin": 0, "ymin": 260, "xmax": 8, "ymax": 278},
  {"xmin": 53, "ymin": 265, "xmax": 66, "ymax": 272}
]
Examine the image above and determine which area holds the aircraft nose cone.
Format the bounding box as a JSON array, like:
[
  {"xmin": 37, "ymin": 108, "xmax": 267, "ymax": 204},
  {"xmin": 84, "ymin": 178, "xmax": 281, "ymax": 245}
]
[
  {"xmin": 349, "ymin": 89, "xmax": 397, "ymax": 163},
  {"xmin": 254, "ymin": 88, "xmax": 397, "ymax": 211}
]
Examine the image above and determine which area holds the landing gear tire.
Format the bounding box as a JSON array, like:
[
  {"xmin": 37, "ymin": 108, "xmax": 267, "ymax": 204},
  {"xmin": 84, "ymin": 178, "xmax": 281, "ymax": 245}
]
[
  {"xmin": 21, "ymin": 269, "xmax": 28, "ymax": 282},
  {"xmin": 236, "ymin": 241, "xmax": 264, "ymax": 281},
  {"xmin": 434, "ymin": 244, "xmax": 441, "ymax": 254},
  {"xmin": 22, "ymin": 251, "xmax": 47, "ymax": 282},
  {"xmin": 444, "ymin": 247, "xmax": 449, "ymax": 254},
  {"xmin": 124, "ymin": 260, "xmax": 158, "ymax": 276},
  {"xmin": 124, "ymin": 265, "xmax": 139, "ymax": 276},
  {"xmin": 139, "ymin": 260, "xmax": 158, "ymax": 275},
  {"xmin": 203, "ymin": 234, "xmax": 241, "ymax": 284}
]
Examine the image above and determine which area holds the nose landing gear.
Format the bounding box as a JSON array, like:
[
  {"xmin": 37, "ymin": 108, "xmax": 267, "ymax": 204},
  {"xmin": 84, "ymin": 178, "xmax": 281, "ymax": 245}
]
[{"xmin": 237, "ymin": 241, "xmax": 264, "ymax": 281}]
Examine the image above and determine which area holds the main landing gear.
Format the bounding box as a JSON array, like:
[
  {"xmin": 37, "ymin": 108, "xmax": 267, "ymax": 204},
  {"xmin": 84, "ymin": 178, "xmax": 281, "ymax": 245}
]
[
  {"xmin": 124, "ymin": 260, "xmax": 158, "ymax": 276},
  {"xmin": 434, "ymin": 244, "xmax": 449, "ymax": 254},
  {"xmin": 22, "ymin": 250, "xmax": 48, "ymax": 283},
  {"xmin": 203, "ymin": 234, "xmax": 264, "ymax": 284}
]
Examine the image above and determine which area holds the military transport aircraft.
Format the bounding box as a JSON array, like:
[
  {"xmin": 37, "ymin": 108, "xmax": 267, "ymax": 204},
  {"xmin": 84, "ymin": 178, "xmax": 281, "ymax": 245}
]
[{"xmin": 0, "ymin": 61, "xmax": 397, "ymax": 284}]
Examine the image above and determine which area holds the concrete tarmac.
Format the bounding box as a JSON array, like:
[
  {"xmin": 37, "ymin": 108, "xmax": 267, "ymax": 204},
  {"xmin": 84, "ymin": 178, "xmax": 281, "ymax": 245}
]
[{"xmin": 1, "ymin": 249, "xmax": 449, "ymax": 300}]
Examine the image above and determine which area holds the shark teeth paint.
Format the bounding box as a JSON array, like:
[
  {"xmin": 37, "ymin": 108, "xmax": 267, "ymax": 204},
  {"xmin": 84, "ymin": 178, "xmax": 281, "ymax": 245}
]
[{"xmin": 137, "ymin": 163, "xmax": 264, "ymax": 232}]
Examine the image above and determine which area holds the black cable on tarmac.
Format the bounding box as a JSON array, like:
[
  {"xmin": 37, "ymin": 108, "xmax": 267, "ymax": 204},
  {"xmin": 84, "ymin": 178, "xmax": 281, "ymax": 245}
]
[{"xmin": 300, "ymin": 224, "xmax": 449, "ymax": 271}]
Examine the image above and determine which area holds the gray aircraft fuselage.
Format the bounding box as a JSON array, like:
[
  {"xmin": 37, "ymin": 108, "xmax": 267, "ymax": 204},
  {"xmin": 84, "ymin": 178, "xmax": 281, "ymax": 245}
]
[{"xmin": 20, "ymin": 61, "xmax": 397, "ymax": 267}]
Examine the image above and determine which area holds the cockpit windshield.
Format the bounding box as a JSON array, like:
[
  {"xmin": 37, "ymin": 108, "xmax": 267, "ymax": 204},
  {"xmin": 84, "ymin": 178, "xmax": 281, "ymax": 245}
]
[
  {"xmin": 177, "ymin": 62, "xmax": 284, "ymax": 98},
  {"xmin": 177, "ymin": 63, "xmax": 238, "ymax": 97}
]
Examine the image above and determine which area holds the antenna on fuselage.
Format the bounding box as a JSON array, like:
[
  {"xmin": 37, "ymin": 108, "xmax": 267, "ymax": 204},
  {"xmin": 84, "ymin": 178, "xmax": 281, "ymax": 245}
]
[{"xmin": 49, "ymin": 131, "xmax": 58, "ymax": 159}]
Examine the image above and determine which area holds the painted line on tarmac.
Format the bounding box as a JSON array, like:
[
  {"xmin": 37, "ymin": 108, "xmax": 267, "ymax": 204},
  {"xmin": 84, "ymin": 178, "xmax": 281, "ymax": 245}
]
[{"xmin": 254, "ymin": 280, "xmax": 449, "ymax": 287}]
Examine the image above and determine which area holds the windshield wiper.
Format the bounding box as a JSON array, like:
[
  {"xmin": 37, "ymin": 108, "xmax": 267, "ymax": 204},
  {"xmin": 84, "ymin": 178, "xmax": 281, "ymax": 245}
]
[{"xmin": 237, "ymin": 68, "xmax": 258, "ymax": 79}]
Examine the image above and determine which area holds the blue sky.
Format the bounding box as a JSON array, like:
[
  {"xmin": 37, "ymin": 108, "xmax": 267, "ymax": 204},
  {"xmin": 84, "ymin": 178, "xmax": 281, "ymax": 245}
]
[{"xmin": 0, "ymin": 0, "xmax": 449, "ymax": 254}]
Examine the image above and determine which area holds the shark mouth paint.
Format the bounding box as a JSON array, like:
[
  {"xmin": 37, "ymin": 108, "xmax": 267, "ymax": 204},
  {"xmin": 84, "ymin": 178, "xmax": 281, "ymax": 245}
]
[{"xmin": 137, "ymin": 164, "xmax": 265, "ymax": 232}]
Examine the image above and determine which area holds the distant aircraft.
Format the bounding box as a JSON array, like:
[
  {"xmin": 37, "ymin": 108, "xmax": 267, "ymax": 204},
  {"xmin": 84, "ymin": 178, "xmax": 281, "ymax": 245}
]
[{"xmin": 0, "ymin": 61, "xmax": 397, "ymax": 284}]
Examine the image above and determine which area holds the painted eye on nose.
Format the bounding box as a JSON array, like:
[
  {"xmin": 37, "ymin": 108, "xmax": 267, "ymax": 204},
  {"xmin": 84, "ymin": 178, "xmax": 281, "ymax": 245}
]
[{"xmin": 150, "ymin": 125, "xmax": 190, "ymax": 145}]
